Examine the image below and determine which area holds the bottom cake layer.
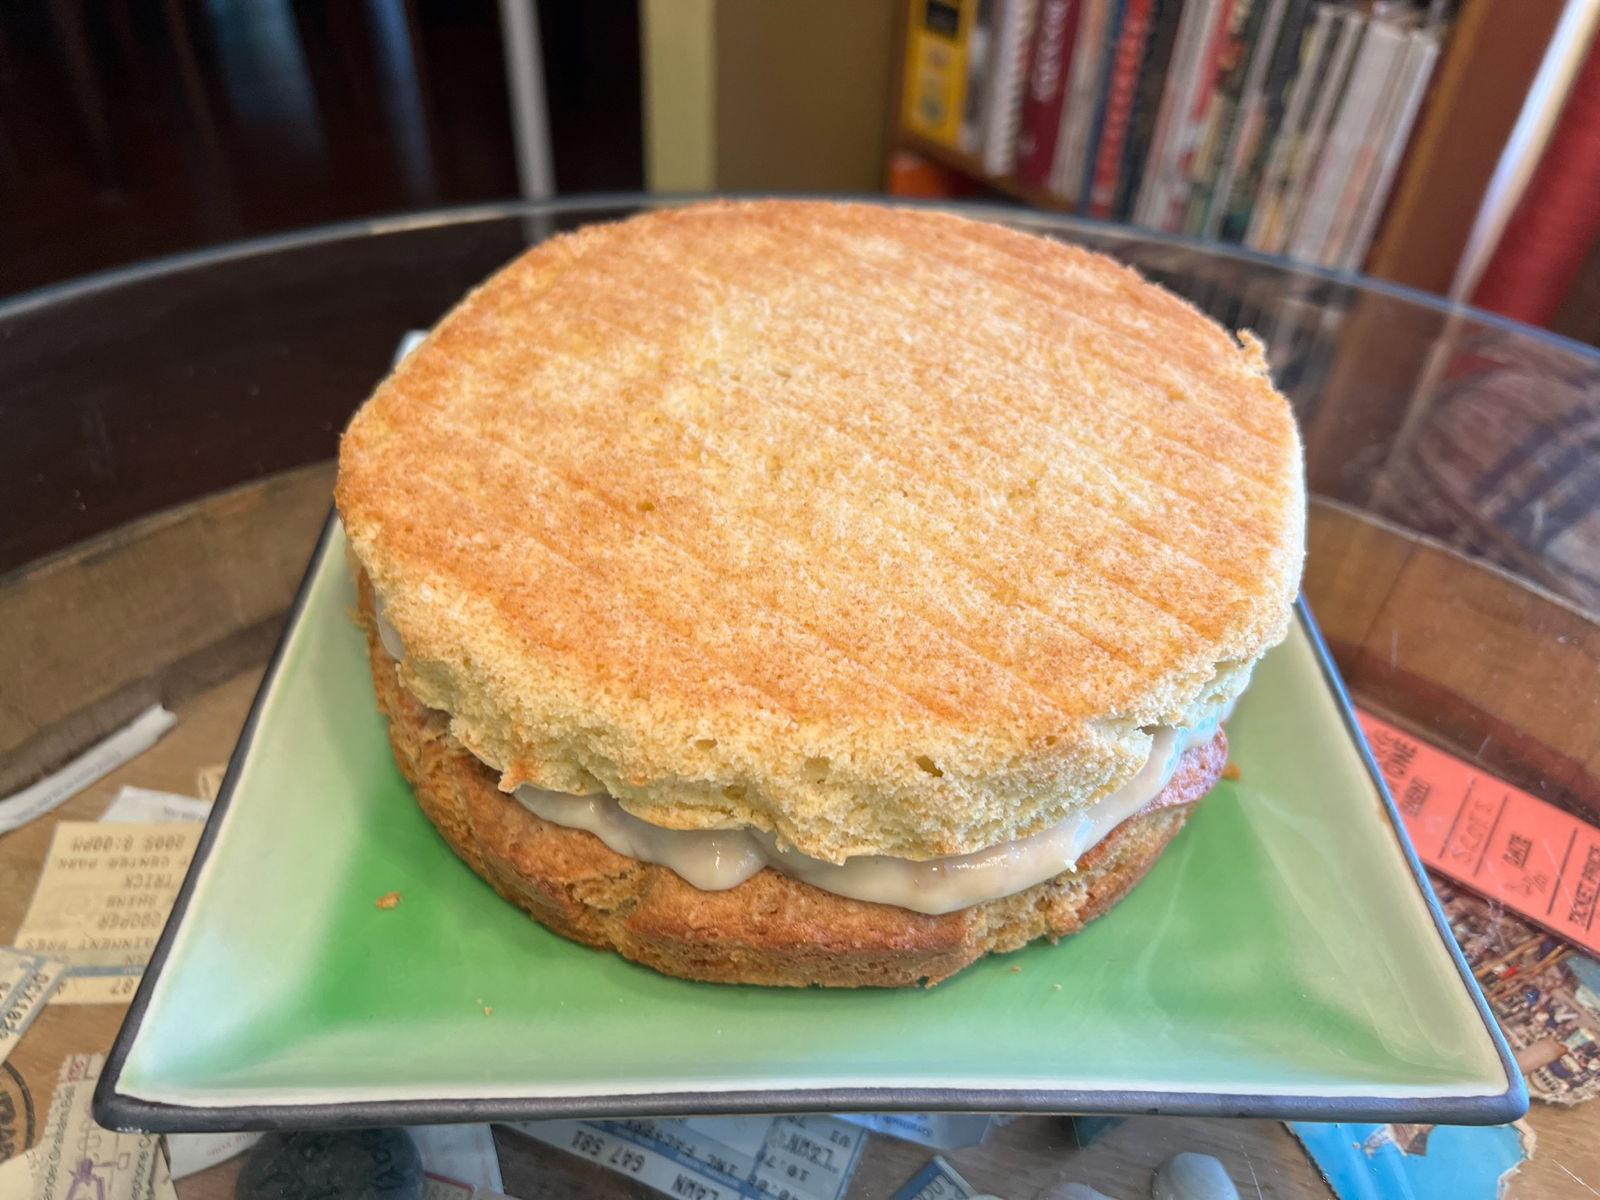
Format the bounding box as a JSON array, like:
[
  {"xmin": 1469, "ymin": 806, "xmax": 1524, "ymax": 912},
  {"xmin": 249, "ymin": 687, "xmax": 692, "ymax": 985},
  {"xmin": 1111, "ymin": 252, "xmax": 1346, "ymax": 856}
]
[{"xmin": 360, "ymin": 597, "xmax": 1226, "ymax": 987}]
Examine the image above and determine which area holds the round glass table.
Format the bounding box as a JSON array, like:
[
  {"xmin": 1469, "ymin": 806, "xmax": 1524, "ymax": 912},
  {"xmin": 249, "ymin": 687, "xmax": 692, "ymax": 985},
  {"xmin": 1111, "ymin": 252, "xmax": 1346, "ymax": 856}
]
[{"xmin": 2, "ymin": 197, "xmax": 1596, "ymax": 1197}]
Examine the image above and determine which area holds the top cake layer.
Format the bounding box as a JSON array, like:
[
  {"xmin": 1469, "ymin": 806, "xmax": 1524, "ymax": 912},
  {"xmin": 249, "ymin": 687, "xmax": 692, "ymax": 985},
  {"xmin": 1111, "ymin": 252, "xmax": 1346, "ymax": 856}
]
[{"xmin": 336, "ymin": 200, "xmax": 1304, "ymax": 863}]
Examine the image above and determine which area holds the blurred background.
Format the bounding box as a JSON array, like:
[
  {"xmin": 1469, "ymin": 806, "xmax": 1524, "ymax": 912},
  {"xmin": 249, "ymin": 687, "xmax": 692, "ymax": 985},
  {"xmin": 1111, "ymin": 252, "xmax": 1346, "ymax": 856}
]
[
  {"xmin": 6, "ymin": 14, "xmax": 1600, "ymax": 1182},
  {"xmin": 2, "ymin": 0, "xmax": 1597, "ymax": 342}
]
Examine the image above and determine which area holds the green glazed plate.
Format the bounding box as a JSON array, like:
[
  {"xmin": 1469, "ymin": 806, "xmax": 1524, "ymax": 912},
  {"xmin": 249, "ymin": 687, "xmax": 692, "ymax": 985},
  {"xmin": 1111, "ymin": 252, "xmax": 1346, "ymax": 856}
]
[{"xmin": 98, "ymin": 519, "xmax": 1525, "ymax": 1130}]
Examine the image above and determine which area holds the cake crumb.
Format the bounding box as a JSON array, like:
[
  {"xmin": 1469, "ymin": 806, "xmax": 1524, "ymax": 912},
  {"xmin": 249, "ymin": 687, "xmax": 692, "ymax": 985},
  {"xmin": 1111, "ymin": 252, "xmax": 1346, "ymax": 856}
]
[
  {"xmin": 1052, "ymin": 983, "xmax": 1062, "ymax": 991},
  {"xmin": 375, "ymin": 891, "xmax": 402, "ymax": 909},
  {"xmin": 1009, "ymin": 965, "xmax": 1022, "ymax": 973},
  {"xmin": 483, "ymin": 1005, "xmax": 494, "ymax": 1016},
  {"xmin": 1222, "ymin": 761, "xmax": 1242, "ymax": 781}
]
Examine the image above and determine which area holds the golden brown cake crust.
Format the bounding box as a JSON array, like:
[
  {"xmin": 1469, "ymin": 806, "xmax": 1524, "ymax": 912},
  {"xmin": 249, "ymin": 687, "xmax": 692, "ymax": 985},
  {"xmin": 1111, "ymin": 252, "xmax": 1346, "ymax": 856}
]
[
  {"xmin": 337, "ymin": 200, "xmax": 1300, "ymax": 863},
  {"xmin": 362, "ymin": 593, "xmax": 1226, "ymax": 987}
]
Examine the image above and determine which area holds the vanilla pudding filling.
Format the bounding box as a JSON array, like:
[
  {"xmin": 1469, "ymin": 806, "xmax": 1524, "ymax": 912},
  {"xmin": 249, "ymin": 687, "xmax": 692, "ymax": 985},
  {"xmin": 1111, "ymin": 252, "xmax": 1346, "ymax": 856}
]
[
  {"xmin": 374, "ymin": 603, "xmax": 1234, "ymax": 916},
  {"xmin": 509, "ymin": 719, "xmax": 1227, "ymax": 914}
]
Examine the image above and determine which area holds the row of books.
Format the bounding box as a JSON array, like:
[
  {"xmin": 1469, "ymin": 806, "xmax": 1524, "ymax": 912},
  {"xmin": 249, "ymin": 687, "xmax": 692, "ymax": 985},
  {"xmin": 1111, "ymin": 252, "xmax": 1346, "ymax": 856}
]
[{"xmin": 900, "ymin": 0, "xmax": 1447, "ymax": 271}]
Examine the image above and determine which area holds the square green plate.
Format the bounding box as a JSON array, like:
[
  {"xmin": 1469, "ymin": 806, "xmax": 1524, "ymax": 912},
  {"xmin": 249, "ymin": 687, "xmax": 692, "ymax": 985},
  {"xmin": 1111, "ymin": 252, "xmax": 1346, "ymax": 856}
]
[{"xmin": 97, "ymin": 518, "xmax": 1525, "ymax": 1130}]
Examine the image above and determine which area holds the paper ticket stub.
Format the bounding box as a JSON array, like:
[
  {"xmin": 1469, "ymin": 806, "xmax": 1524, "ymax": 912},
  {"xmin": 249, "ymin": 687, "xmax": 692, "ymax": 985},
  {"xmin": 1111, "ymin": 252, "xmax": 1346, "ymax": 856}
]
[
  {"xmin": 410, "ymin": 1124, "xmax": 504, "ymax": 1194},
  {"xmin": 0, "ymin": 1145, "xmax": 34, "ymax": 1189},
  {"xmin": 422, "ymin": 1175, "xmax": 517, "ymax": 1200},
  {"xmin": 99, "ymin": 787, "xmax": 211, "ymax": 825},
  {"xmin": 149, "ymin": 1154, "xmax": 178, "ymax": 1200},
  {"xmin": 13, "ymin": 822, "xmax": 202, "ymax": 1004},
  {"xmin": 891, "ymin": 1155, "xmax": 992, "ymax": 1200},
  {"xmin": 163, "ymin": 1131, "xmax": 262, "ymax": 1180},
  {"xmin": 194, "ymin": 765, "xmax": 228, "ymax": 802},
  {"xmin": 0, "ymin": 706, "xmax": 176, "ymax": 837},
  {"xmin": 1359, "ymin": 710, "xmax": 1600, "ymax": 957},
  {"xmin": 838, "ymin": 1113, "xmax": 993, "ymax": 1150},
  {"xmin": 0, "ymin": 948, "xmax": 65, "ymax": 1065},
  {"xmin": 509, "ymin": 1114, "xmax": 865, "ymax": 1200},
  {"xmin": 423, "ymin": 1176, "xmax": 473, "ymax": 1200},
  {"xmin": 24, "ymin": 1053, "xmax": 171, "ymax": 1200}
]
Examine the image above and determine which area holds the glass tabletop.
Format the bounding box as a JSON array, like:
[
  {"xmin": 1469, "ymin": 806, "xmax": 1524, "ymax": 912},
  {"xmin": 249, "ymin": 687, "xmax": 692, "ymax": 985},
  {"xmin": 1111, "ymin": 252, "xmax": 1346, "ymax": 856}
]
[
  {"xmin": 7, "ymin": 196, "xmax": 1596, "ymax": 802},
  {"xmin": 3, "ymin": 196, "xmax": 1597, "ymax": 1197},
  {"xmin": 4, "ymin": 195, "xmax": 1596, "ymax": 598}
]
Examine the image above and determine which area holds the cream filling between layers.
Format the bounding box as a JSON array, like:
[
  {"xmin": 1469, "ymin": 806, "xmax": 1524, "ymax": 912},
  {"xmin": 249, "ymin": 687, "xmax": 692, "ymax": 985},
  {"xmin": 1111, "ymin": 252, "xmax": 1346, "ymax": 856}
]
[{"xmin": 375, "ymin": 604, "xmax": 1232, "ymax": 916}]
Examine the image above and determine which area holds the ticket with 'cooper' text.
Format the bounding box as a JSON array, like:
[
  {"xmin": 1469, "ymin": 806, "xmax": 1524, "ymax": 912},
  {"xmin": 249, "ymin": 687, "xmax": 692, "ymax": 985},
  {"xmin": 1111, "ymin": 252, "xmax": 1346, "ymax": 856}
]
[
  {"xmin": 12, "ymin": 821, "xmax": 202, "ymax": 1004},
  {"xmin": 1358, "ymin": 710, "xmax": 1600, "ymax": 957}
]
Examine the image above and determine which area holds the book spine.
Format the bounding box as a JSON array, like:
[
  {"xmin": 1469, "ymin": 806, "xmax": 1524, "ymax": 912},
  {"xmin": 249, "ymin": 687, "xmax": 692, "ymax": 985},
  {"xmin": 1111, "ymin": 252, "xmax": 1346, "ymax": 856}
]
[
  {"xmin": 1071, "ymin": 0, "xmax": 1130, "ymax": 208},
  {"xmin": 1245, "ymin": 2, "xmax": 1335, "ymax": 249},
  {"xmin": 1087, "ymin": 0, "xmax": 1158, "ymax": 216},
  {"xmin": 1112, "ymin": 0, "xmax": 1183, "ymax": 219},
  {"xmin": 1132, "ymin": 0, "xmax": 1216, "ymax": 224},
  {"xmin": 1320, "ymin": 21, "xmax": 1414, "ymax": 267},
  {"xmin": 1181, "ymin": 0, "xmax": 1263, "ymax": 235},
  {"xmin": 1157, "ymin": 0, "xmax": 1237, "ymax": 231},
  {"xmin": 1338, "ymin": 30, "xmax": 1440, "ymax": 271},
  {"xmin": 1269, "ymin": 6, "xmax": 1364, "ymax": 254},
  {"xmin": 1203, "ymin": 0, "xmax": 1292, "ymax": 236},
  {"xmin": 1134, "ymin": 0, "xmax": 1230, "ymax": 228},
  {"xmin": 1288, "ymin": 16, "xmax": 1397, "ymax": 263},
  {"xmin": 1015, "ymin": 0, "xmax": 1081, "ymax": 185},
  {"xmin": 983, "ymin": 0, "xmax": 1043, "ymax": 175},
  {"xmin": 1050, "ymin": 0, "xmax": 1112, "ymax": 200},
  {"xmin": 901, "ymin": 0, "xmax": 978, "ymax": 147},
  {"xmin": 1203, "ymin": 0, "xmax": 1292, "ymax": 240},
  {"xmin": 960, "ymin": 0, "xmax": 1000, "ymax": 153},
  {"xmin": 1218, "ymin": 0, "xmax": 1314, "ymax": 242}
]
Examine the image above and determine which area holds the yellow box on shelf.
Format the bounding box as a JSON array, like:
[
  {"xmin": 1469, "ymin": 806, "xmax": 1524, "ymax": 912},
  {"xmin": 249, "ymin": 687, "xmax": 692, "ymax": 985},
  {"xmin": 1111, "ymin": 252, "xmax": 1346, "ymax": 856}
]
[{"xmin": 901, "ymin": 0, "xmax": 977, "ymax": 147}]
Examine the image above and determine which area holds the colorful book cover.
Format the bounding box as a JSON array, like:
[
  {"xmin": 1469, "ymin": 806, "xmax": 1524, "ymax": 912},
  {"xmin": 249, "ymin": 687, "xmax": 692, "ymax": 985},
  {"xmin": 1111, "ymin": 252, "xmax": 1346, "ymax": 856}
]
[
  {"xmin": 1216, "ymin": 0, "xmax": 1316, "ymax": 242},
  {"xmin": 1180, "ymin": 0, "xmax": 1265, "ymax": 234},
  {"xmin": 1073, "ymin": 0, "xmax": 1131, "ymax": 210},
  {"xmin": 1245, "ymin": 2, "xmax": 1339, "ymax": 249},
  {"xmin": 1048, "ymin": 0, "xmax": 1112, "ymax": 201},
  {"xmin": 1288, "ymin": 15, "xmax": 1403, "ymax": 263},
  {"xmin": 1197, "ymin": 0, "xmax": 1293, "ymax": 238},
  {"xmin": 1266, "ymin": 5, "xmax": 1365, "ymax": 254},
  {"xmin": 1131, "ymin": 0, "xmax": 1230, "ymax": 228},
  {"xmin": 1087, "ymin": 0, "xmax": 1161, "ymax": 217},
  {"xmin": 1110, "ymin": 0, "xmax": 1183, "ymax": 219},
  {"xmin": 982, "ymin": 0, "xmax": 1043, "ymax": 175},
  {"xmin": 1128, "ymin": 0, "xmax": 1191, "ymax": 224},
  {"xmin": 1015, "ymin": 0, "xmax": 1082, "ymax": 184},
  {"xmin": 1150, "ymin": 0, "xmax": 1237, "ymax": 230}
]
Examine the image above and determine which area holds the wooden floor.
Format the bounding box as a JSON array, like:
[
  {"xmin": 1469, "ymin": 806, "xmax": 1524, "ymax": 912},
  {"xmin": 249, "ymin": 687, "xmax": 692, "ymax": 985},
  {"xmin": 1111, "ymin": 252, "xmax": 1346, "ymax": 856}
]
[{"xmin": 0, "ymin": 0, "xmax": 641, "ymax": 298}]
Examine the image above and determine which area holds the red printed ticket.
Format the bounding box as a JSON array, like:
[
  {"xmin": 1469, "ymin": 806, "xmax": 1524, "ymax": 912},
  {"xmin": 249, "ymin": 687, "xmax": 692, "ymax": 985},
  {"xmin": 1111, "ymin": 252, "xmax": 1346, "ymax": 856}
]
[{"xmin": 1358, "ymin": 710, "xmax": 1600, "ymax": 958}]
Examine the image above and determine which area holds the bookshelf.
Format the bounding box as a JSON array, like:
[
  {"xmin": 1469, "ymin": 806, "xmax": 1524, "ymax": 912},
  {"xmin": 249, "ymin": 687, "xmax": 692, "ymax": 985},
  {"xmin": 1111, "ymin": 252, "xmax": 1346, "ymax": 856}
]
[
  {"xmin": 888, "ymin": 0, "xmax": 1569, "ymax": 293},
  {"xmin": 896, "ymin": 130, "xmax": 1078, "ymax": 213}
]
